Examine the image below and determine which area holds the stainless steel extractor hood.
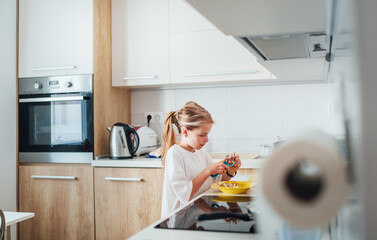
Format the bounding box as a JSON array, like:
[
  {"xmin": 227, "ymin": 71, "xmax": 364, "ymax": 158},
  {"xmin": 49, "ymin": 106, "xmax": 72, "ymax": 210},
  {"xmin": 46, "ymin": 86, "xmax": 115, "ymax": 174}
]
[
  {"xmin": 185, "ymin": 0, "xmax": 331, "ymax": 81},
  {"xmin": 237, "ymin": 33, "xmax": 329, "ymax": 61}
]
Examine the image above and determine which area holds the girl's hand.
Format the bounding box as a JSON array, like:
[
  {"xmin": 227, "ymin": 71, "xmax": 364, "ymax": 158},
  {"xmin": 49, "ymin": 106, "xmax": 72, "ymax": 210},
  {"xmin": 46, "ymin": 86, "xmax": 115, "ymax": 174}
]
[
  {"xmin": 227, "ymin": 152, "xmax": 241, "ymax": 175},
  {"xmin": 208, "ymin": 161, "xmax": 229, "ymax": 176}
]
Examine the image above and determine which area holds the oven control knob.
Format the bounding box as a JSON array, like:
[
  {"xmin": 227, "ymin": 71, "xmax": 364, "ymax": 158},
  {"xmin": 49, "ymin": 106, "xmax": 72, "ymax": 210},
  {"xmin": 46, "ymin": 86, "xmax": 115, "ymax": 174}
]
[
  {"xmin": 34, "ymin": 82, "xmax": 42, "ymax": 90},
  {"xmin": 65, "ymin": 82, "xmax": 73, "ymax": 88}
]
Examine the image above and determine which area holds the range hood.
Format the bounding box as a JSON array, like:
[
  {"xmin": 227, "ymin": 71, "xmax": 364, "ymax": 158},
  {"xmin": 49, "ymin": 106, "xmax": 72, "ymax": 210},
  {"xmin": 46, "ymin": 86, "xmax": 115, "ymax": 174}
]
[
  {"xmin": 185, "ymin": 0, "xmax": 331, "ymax": 82},
  {"xmin": 238, "ymin": 33, "xmax": 329, "ymax": 61}
]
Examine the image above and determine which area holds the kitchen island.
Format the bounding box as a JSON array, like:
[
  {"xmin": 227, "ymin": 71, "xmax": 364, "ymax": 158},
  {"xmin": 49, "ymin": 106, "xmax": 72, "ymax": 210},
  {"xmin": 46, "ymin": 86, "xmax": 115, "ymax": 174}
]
[{"xmin": 128, "ymin": 179, "xmax": 264, "ymax": 240}]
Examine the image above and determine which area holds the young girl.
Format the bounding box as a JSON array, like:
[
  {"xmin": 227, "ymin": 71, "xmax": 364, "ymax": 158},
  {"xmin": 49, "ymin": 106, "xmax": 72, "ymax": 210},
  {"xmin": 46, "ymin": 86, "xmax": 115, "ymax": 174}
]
[{"xmin": 160, "ymin": 101, "xmax": 241, "ymax": 217}]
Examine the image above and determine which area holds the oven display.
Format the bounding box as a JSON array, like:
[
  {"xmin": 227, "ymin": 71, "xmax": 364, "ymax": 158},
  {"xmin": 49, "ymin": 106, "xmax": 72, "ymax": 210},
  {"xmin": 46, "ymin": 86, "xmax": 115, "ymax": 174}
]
[{"xmin": 49, "ymin": 80, "xmax": 59, "ymax": 86}]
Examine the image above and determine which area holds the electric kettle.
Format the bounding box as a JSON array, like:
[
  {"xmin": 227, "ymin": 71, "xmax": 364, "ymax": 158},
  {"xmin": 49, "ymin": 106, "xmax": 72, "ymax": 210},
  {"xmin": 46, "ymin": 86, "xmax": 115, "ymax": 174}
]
[
  {"xmin": 260, "ymin": 144, "xmax": 273, "ymax": 158},
  {"xmin": 107, "ymin": 123, "xmax": 140, "ymax": 159}
]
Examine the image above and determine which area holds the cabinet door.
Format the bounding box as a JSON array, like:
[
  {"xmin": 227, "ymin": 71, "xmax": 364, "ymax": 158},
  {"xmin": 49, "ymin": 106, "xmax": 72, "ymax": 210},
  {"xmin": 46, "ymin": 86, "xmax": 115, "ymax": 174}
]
[
  {"xmin": 170, "ymin": 30, "xmax": 272, "ymax": 84},
  {"xmin": 169, "ymin": 0, "xmax": 216, "ymax": 33},
  {"xmin": 238, "ymin": 169, "xmax": 258, "ymax": 176},
  {"xmin": 95, "ymin": 167, "xmax": 164, "ymax": 239},
  {"xmin": 19, "ymin": 0, "xmax": 93, "ymax": 78},
  {"xmin": 111, "ymin": 0, "xmax": 169, "ymax": 87},
  {"xmin": 19, "ymin": 165, "xmax": 95, "ymax": 240}
]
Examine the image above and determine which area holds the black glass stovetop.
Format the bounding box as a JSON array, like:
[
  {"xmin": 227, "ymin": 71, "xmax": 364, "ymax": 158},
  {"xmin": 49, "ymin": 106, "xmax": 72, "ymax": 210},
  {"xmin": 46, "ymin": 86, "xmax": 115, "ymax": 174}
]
[{"xmin": 155, "ymin": 195, "xmax": 258, "ymax": 234}]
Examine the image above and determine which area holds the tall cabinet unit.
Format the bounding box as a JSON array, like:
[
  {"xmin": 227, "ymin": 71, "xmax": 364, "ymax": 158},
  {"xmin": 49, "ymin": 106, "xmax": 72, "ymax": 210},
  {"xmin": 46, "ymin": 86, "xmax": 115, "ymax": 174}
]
[
  {"xmin": 111, "ymin": 0, "xmax": 170, "ymax": 87},
  {"xmin": 18, "ymin": 0, "xmax": 93, "ymax": 77},
  {"xmin": 18, "ymin": 0, "xmax": 131, "ymax": 239}
]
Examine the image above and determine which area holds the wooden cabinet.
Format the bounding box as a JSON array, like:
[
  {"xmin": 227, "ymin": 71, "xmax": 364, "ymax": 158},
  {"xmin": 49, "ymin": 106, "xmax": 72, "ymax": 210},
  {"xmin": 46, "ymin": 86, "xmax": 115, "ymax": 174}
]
[
  {"xmin": 94, "ymin": 167, "xmax": 164, "ymax": 239},
  {"xmin": 111, "ymin": 0, "xmax": 170, "ymax": 87},
  {"xmin": 238, "ymin": 168, "xmax": 258, "ymax": 176},
  {"xmin": 19, "ymin": 0, "xmax": 93, "ymax": 78},
  {"xmin": 18, "ymin": 164, "xmax": 95, "ymax": 240}
]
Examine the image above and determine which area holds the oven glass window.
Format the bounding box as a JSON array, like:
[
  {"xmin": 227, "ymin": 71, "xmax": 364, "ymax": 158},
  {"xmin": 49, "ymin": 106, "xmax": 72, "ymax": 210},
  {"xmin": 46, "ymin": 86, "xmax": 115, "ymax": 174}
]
[
  {"xmin": 19, "ymin": 94, "xmax": 93, "ymax": 152},
  {"xmin": 31, "ymin": 101, "xmax": 84, "ymax": 145}
]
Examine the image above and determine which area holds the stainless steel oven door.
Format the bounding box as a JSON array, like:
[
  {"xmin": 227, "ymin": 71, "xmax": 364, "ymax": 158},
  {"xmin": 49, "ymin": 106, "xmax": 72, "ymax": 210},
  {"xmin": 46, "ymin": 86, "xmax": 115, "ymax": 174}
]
[{"xmin": 18, "ymin": 93, "xmax": 93, "ymax": 163}]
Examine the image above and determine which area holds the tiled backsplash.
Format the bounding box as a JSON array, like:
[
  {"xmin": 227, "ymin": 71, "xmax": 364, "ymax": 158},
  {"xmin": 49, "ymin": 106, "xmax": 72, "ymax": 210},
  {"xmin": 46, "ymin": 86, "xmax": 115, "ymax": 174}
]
[{"xmin": 131, "ymin": 83, "xmax": 343, "ymax": 153}]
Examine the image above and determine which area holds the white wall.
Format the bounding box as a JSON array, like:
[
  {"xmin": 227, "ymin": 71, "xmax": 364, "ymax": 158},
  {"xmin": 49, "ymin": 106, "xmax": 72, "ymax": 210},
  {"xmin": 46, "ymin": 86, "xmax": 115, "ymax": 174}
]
[
  {"xmin": 0, "ymin": 0, "xmax": 17, "ymax": 213},
  {"xmin": 131, "ymin": 83, "xmax": 343, "ymax": 153}
]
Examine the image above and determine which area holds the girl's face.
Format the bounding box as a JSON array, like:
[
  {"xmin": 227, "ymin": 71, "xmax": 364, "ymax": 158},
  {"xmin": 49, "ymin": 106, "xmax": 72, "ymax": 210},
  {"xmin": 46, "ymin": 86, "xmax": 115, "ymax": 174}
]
[{"xmin": 183, "ymin": 123, "xmax": 212, "ymax": 151}]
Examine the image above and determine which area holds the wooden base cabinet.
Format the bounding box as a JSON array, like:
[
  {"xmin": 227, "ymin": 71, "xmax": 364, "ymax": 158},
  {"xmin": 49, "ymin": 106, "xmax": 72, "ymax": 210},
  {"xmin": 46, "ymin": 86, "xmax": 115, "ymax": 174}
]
[
  {"xmin": 94, "ymin": 167, "xmax": 164, "ymax": 239},
  {"xmin": 18, "ymin": 165, "xmax": 95, "ymax": 240},
  {"xmin": 238, "ymin": 169, "xmax": 258, "ymax": 176}
]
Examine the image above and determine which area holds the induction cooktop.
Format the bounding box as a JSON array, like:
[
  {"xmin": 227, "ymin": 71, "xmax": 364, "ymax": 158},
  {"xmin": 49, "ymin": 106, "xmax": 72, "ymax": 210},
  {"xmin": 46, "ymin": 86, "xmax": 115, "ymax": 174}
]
[{"xmin": 155, "ymin": 195, "xmax": 258, "ymax": 234}]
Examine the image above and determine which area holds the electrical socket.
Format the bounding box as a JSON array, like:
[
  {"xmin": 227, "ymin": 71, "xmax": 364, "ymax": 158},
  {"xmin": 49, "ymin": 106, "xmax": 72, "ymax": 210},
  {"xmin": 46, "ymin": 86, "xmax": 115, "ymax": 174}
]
[
  {"xmin": 144, "ymin": 112, "xmax": 164, "ymax": 124},
  {"xmin": 153, "ymin": 112, "xmax": 164, "ymax": 123}
]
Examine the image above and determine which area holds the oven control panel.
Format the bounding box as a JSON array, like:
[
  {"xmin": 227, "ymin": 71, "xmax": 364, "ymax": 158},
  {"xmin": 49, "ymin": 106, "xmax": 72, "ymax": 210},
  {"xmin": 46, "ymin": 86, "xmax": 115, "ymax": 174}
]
[{"xmin": 19, "ymin": 74, "xmax": 93, "ymax": 95}]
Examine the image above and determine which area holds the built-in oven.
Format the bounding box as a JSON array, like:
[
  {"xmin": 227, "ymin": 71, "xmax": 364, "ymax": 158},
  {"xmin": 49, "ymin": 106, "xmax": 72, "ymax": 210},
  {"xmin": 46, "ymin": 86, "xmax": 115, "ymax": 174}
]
[{"xmin": 18, "ymin": 74, "xmax": 93, "ymax": 163}]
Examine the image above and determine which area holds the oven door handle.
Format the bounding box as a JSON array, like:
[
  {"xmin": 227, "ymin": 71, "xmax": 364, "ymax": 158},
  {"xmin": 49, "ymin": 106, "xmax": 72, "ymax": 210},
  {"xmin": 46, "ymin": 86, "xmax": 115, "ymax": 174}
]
[{"xmin": 19, "ymin": 96, "xmax": 84, "ymax": 103}]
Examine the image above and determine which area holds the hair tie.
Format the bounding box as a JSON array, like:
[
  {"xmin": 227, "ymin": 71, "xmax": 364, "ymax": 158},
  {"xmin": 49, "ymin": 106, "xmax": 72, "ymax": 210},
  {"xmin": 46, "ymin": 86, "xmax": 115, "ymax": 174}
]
[
  {"xmin": 171, "ymin": 111, "xmax": 178, "ymax": 124},
  {"xmin": 172, "ymin": 111, "xmax": 180, "ymax": 130}
]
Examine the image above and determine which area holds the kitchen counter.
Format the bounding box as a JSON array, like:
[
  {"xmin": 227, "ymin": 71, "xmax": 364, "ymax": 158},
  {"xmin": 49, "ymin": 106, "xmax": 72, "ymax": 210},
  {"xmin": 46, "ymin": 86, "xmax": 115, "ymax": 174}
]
[
  {"xmin": 128, "ymin": 181, "xmax": 262, "ymax": 240},
  {"xmin": 91, "ymin": 156, "xmax": 164, "ymax": 168},
  {"xmin": 91, "ymin": 153, "xmax": 265, "ymax": 169}
]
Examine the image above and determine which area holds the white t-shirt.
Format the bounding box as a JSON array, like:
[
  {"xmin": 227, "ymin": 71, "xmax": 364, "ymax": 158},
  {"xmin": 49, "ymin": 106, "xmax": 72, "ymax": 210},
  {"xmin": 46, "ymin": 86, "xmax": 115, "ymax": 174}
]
[{"xmin": 161, "ymin": 144, "xmax": 222, "ymax": 218}]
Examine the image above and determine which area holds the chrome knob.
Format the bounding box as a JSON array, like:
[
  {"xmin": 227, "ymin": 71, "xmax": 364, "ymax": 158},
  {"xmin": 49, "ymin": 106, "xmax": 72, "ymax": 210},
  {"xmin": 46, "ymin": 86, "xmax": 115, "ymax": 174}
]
[
  {"xmin": 65, "ymin": 82, "xmax": 73, "ymax": 88},
  {"xmin": 34, "ymin": 82, "xmax": 42, "ymax": 90}
]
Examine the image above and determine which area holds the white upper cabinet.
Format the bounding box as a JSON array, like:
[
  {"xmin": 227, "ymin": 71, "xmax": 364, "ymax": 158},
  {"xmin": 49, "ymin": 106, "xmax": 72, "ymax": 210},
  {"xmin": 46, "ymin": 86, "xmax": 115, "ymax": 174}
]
[
  {"xmin": 111, "ymin": 0, "xmax": 170, "ymax": 87},
  {"xmin": 170, "ymin": 30, "xmax": 272, "ymax": 84},
  {"xmin": 169, "ymin": 0, "xmax": 272, "ymax": 84},
  {"xmin": 169, "ymin": 0, "xmax": 216, "ymax": 33},
  {"xmin": 110, "ymin": 0, "xmax": 272, "ymax": 88},
  {"xmin": 19, "ymin": 0, "xmax": 93, "ymax": 78}
]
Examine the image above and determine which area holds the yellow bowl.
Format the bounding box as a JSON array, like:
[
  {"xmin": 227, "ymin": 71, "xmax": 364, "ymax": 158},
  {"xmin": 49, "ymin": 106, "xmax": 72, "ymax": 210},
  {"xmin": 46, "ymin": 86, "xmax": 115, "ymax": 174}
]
[{"xmin": 211, "ymin": 181, "xmax": 252, "ymax": 194}]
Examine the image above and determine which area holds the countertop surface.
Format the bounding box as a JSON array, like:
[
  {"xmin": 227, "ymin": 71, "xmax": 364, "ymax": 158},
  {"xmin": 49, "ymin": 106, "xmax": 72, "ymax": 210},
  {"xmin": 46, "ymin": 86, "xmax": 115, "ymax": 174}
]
[
  {"xmin": 91, "ymin": 153, "xmax": 265, "ymax": 169},
  {"xmin": 128, "ymin": 178, "xmax": 263, "ymax": 240},
  {"xmin": 3, "ymin": 211, "xmax": 35, "ymax": 227}
]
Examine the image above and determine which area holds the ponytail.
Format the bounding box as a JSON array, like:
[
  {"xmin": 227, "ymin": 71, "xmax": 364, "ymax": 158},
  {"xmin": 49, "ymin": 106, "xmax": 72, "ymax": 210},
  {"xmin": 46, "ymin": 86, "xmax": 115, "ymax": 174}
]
[
  {"xmin": 161, "ymin": 111, "xmax": 179, "ymax": 162},
  {"xmin": 161, "ymin": 101, "xmax": 214, "ymax": 163}
]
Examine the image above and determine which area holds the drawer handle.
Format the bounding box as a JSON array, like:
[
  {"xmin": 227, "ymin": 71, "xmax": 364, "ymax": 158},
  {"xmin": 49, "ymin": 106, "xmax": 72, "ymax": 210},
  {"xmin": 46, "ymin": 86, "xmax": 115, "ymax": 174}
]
[
  {"xmin": 32, "ymin": 66, "xmax": 77, "ymax": 71},
  {"xmin": 182, "ymin": 70, "xmax": 257, "ymax": 77},
  {"xmin": 105, "ymin": 177, "xmax": 143, "ymax": 182},
  {"xmin": 122, "ymin": 75, "xmax": 157, "ymax": 80},
  {"xmin": 31, "ymin": 175, "xmax": 77, "ymax": 180}
]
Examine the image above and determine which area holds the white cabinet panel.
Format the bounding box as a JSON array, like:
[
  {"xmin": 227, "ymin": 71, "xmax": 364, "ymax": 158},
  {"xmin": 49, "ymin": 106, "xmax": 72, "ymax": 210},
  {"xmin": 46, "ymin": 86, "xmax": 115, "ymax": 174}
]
[
  {"xmin": 111, "ymin": 0, "xmax": 169, "ymax": 87},
  {"xmin": 19, "ymin": 0, "xmax": 93, "ymax": 78},
  {"xmin": 170, "ymin": 30, "xmax": 271, "ymax": 84},
  {"xmin": 169, "ymin": 0, "xmax": 216, "ymax": 33}
]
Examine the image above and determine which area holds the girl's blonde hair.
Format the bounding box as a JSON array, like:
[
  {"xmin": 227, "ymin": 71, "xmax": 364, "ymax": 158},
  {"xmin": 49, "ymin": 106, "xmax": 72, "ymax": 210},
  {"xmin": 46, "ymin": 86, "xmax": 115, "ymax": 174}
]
[{"xmin": 161, "ymin": 101, "xmax": 214, "ymax": 161}]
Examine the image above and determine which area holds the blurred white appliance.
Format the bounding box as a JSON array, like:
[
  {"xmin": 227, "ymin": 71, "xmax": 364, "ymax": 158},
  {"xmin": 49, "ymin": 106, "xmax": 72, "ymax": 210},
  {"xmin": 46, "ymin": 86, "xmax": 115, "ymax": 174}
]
[{"xmin": 135, "ymin": 126, "xmax": 159, "ymax": 156}]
